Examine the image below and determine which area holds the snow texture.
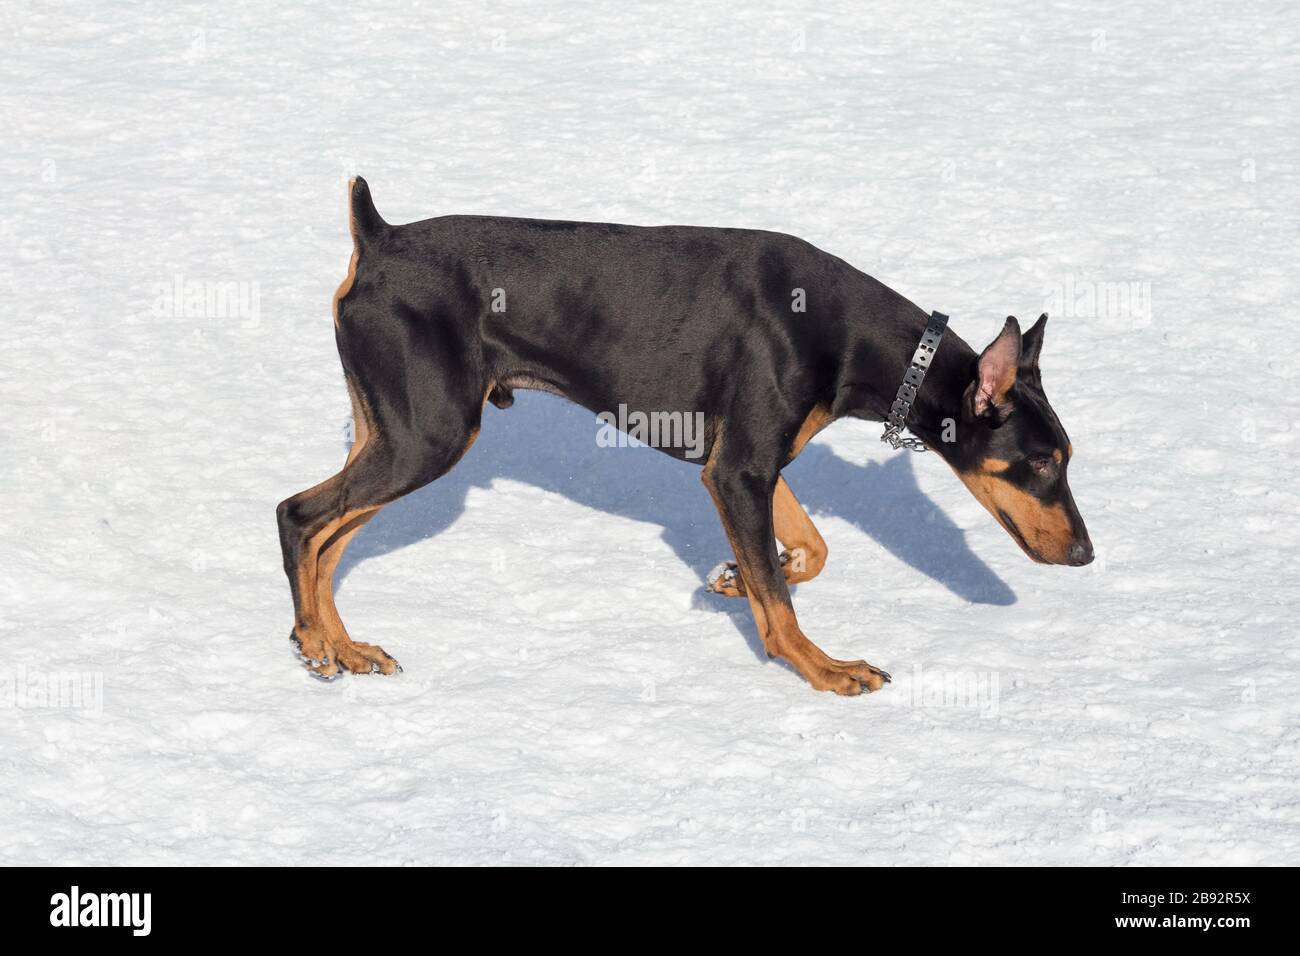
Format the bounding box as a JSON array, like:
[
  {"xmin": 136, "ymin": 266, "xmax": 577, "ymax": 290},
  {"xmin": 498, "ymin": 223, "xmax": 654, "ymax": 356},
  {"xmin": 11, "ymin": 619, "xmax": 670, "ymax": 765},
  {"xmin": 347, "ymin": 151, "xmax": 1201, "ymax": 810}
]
[{"xmin": 2, "ymin": 0, "xmax": 1298, "ymax": 865}]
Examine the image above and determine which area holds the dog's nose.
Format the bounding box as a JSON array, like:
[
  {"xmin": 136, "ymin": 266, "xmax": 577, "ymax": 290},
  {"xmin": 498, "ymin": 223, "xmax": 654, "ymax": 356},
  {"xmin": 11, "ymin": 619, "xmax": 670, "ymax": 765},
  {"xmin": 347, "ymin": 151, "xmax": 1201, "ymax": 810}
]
[{"xmin": 1067, "ymin": 540, "xmax": 1094, "ymax": 566}]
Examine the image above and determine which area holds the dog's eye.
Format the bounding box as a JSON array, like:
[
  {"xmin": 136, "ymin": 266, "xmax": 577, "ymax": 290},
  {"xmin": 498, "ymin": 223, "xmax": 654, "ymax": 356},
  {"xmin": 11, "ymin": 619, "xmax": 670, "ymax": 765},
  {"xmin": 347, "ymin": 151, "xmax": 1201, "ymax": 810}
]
[{"xmin": 1027, "ymin": 456, "xmax": 1053, "ymax": 475}]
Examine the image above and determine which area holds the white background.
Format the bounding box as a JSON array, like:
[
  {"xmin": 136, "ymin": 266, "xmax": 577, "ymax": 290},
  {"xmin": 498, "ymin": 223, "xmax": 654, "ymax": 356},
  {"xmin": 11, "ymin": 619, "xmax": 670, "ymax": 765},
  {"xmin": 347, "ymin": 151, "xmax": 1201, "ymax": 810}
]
[{"xmin": 3, "ymin": 0, "xmax": 1297, "ymax": 864}]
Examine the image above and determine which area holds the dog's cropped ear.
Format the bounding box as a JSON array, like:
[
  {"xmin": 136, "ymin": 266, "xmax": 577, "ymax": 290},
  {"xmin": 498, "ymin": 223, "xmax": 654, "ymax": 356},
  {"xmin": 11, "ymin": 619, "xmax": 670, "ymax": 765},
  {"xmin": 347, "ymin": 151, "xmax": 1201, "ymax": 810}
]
[
  {"xmin": 966, "ymin": 316, "xmax": 1022, "ymax": 419},
  {"xmin": 1019, "ymin": 313, "xmax": 1047, "ymax": 371}
]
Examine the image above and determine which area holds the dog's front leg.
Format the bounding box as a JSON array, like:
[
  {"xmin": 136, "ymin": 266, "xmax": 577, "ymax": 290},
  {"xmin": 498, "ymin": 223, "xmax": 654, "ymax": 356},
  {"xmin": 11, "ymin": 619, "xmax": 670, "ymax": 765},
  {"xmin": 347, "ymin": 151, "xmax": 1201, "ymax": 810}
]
[
  {"xmin": 701, "ymin": 448, "xmax": 888, "ymax": 695},
  {"xmin": 707, "ymin": 476, "xmax": 828, "ymax": 597}
]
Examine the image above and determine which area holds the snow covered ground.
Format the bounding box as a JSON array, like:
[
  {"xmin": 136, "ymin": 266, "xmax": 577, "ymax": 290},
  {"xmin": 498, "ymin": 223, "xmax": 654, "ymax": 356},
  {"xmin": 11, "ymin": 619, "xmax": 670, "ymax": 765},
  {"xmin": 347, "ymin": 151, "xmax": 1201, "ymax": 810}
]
[{"xmin": 3, "ymin": 0, "xmax": 1298, "ymax": 865}]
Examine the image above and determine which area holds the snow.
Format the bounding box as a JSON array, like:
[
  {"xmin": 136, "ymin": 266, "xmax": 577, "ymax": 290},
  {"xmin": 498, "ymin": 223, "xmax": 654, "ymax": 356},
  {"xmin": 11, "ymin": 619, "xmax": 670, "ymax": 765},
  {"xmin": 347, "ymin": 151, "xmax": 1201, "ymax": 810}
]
[{"xmin": 3, "ymin": 0, "xmax": 1298, "ymax": 865}]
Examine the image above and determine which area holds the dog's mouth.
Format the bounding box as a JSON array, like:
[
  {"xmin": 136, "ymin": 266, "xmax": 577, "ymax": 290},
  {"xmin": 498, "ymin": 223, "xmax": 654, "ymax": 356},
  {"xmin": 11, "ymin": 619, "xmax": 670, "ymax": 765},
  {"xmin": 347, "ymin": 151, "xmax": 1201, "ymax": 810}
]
[{"xmin": 996, "ymin": 508, "xmax": 1050, "ymax": 564}]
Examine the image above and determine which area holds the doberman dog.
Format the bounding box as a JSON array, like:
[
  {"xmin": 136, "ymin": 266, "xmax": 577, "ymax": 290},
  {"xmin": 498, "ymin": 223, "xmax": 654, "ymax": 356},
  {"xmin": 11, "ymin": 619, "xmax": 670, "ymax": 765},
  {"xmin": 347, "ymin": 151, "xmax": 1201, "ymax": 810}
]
[{"xmin": 277, "ymin": 178, "xmax": 1092, "ymax": 695}]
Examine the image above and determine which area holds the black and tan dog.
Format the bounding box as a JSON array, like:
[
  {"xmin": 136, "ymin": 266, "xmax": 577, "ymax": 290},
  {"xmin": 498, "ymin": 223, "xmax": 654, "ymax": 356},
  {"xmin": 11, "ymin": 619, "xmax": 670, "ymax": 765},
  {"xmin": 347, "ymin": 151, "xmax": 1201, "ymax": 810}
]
[{"xmin": 277, "ymin": 178, "xmax": 1092, "ymax": 695}]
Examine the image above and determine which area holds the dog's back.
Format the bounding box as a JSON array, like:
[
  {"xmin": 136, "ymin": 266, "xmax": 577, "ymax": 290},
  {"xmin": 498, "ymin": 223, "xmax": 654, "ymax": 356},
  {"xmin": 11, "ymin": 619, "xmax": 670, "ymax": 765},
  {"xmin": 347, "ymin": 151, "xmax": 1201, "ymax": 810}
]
[{"xmin": 343, "ymin": 189, "xmax": 921, "ymax": 428}]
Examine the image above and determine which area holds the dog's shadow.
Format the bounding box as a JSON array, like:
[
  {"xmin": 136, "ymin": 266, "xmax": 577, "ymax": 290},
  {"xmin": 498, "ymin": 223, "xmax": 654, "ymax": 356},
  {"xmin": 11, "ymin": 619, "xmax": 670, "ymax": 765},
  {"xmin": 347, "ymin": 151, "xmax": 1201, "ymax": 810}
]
[{"xmin": 336, "ymin": 395, "xmax": 1016, "ymax": 638}]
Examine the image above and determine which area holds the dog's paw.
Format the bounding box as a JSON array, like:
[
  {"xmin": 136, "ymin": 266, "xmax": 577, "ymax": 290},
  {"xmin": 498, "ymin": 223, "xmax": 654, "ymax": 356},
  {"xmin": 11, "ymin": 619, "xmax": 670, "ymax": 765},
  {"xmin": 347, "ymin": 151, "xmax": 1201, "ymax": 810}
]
[
  {"xmin": 813, "ymin": 659, "xmax": 892, "ymax": 696},
  {"xmin": 706, "ymin": 561, "xmax": 745, "ymax": 597},
  {"xmin": 290, "ymin": 629, "xmax": 341, "ymax": 680},
  {"xmin": 335, "ymin": 640, "xmax": 402, "ymax": 676},
  {"xmin": 706, "ymin": 551, "xmax": 797, "ymax": 597},
  {"xmin": 290, "ymin": 630, "xmax": 401, "ymax": 679}
]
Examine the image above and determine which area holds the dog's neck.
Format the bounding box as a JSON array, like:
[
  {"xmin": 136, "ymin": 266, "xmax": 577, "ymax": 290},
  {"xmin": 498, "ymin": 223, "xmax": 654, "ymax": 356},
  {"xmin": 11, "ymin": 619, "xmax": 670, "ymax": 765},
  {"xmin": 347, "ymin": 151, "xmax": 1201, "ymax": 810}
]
[
  {"xmin": 834, "ymin": 305, "xmax": 977, "ymax": 459},
  {"xmin": 905, "ymin": 325, "xmax": 976, "ymax": 453}
]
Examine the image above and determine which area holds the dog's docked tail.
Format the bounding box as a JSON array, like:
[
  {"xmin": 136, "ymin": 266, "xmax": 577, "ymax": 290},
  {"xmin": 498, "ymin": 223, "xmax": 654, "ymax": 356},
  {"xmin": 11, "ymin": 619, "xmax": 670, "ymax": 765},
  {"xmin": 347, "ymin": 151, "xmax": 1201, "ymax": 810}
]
[
  {"xmin": 347, "ymin": 176, "xmax": 388, "ymax": 249},
  {"xmin": 334, "ymin": 178, "xmax": 387, "ymax": 326}
]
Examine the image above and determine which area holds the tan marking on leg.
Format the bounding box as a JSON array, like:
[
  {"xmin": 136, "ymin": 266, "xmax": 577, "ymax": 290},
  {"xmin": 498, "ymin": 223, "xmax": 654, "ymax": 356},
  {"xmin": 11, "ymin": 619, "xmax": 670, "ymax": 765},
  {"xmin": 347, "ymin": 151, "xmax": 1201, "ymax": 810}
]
[
  {"xmin": 737, "ymin": 565, "xmax": 889, "ymax": 695},
  {"xmin": 710, "ymin": 476, "xmax": 828, "ymax": 597},
  {"xmin": 285, "ymin": 471, "xmax": 347, "ymax": 641},
  {"xmin": 701, "ymin": 445, "xmax": 779, "ymax": 656},
  {"xmin": 701, "ymin": 437, "xmax": 886, "ymax": 694},
  {"xmin": 313, "ymin": 380, "xmax": 487, "ymax": 639},
  {"xmin": 788, "ymin": 402, "xmax": 834, "ymax": 461},
  {"xmin": 293, "ymin": 367, "xmax": 390, "ymax": 675},
  {"xmin": 773, "ymin": 477, "xmax": 827, "ymax": 585},
  {"xmin": 305, "ymin": 390, "xmax": 488, "ymax": 676},
  {"xmin": 308, "ymin": 376, "xmax": 375, "ymax": 645},
  {"xmin": 299, "ymin": 504, "xmax": 373, "ymax": 623},
  {"xmin": 757, "ymin": 602, "xmax": 889, "ymax": 695},
  {"xmin": 708, "ymin": 476, "xmax": 827, "ymax": 597},
  {"xmin": 312, "ymin": 508, "xmax": 402, "ymax": 675},
  {"xmin": 293, "ymin": 501, "xmax": 376, "ymax": 677}
]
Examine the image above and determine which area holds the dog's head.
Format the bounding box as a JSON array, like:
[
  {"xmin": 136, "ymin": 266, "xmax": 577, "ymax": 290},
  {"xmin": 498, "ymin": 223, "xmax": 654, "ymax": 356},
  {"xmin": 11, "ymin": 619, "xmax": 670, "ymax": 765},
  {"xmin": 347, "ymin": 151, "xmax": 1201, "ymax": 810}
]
[{"xmin": 944, "ymin": 314, "xmax": 1093, "ymax": 566}]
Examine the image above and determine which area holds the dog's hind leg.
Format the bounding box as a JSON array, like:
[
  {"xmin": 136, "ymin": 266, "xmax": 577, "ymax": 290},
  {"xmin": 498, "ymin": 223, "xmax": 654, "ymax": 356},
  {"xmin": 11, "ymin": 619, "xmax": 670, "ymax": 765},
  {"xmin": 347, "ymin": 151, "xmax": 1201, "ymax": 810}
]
[
  {"xmin": 276, "ymin": 386, "xmax": 484, "ymax": 679},
  {"xmin": 305, "ymin": 386, "xmax": 395, "ymax": 675},
  {"xmin": 310, "ymin": 509, "xmax": 389, "ymax": 675},
  {"xmin": 707, "ymin": 477, "xmax": 827, "ymax": 597},
  {"xmin": 702, "ymin": 443, "xmax": 886, "ymax": 695}
]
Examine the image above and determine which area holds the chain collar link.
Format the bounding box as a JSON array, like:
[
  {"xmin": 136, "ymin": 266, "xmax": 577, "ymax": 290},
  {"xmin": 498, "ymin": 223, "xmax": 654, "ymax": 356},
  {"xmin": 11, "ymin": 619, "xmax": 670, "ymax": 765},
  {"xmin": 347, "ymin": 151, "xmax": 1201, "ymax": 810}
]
[
  {"xmin": 880, "ymin": 423, "xmax": 930, "ymax": 452},
  {"xmin": 880, "ymin": 311, "xmax": 949, "ymax": 454}
]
